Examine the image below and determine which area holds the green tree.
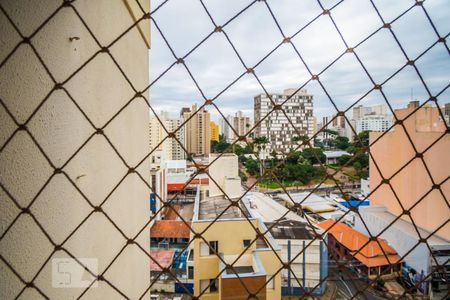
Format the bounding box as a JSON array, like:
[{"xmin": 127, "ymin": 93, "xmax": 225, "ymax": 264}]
[
  {"xmin": 245, "ymin": 158, "xmax": 259, "ymax": 176},
  {"xmin": 314, "ymin": 138, "xmax": 324, "ymax": 148},
  {"xmin": 334, "ymin": 136, "xmax": 349, "ymax": 150},
  {"xmin": 338, "ymin": 154, "xmax": 352, "ymax": 166},
  {"xmin": 301, "ymin": 148, "xmax": 326, "ymax": 165}
]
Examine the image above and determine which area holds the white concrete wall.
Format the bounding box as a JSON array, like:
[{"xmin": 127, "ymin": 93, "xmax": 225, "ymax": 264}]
[
  {"xmin": 0, "ymin": 0, "xmax": 150, "ymax": 298},
  {"xmin": 355, "ymin": 208, "xmax": 430, "ymax": 274},
  {"xmin": 208, "ymin": 154, "xmax": 240, "ymax": 197}
]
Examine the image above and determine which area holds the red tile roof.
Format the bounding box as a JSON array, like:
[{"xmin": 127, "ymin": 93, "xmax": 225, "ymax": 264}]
[
  {"xmin": 319, "ymin": 220, "xmax": 402, "ymax": 267},
  {"xmin": 150, "ymin": 250, "xmax": 174, "ymax": 271},
  {"xmin": 151, "ymin": 220, "xmax": 191, "ymax": 239}
]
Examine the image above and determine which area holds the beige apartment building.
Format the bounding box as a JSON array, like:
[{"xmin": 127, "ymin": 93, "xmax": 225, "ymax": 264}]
[
  {"xmin": 369, "ymin": 101, "xmax": 450, "ymax": 240},
  {"xmin": 188, "ymin": 154, "xmax": 282, "ymax": 300},
  {"xmin": 182, "ymin": 104, "xmax": 211, "ymax": 156},
  {"xmin": 254, "ymin": 89, "xmax": 314, "ymax": 153},
  {"xmin": 233, "ymin": 111, "xmax": 252, "ymax": 139},
  {"xmin": 149, "ymin": 112, "xmax": 186, "ymax": 162}
]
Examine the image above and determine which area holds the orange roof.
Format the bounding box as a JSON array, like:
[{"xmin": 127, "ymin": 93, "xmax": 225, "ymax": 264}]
[
  {"xmin": 150, "ymin": 250, "xmax": 174, "ymax": 271},
  {"xmin": 151, "ymin": 220, "xmax": 191, "ymax": 239},
  {"xmin": 163, "ymin": 204, "xmax": 181, "ymax": 220},
  {"xmin": 319, "ymin": 220, "xmax": 402, "ymax": 267}
]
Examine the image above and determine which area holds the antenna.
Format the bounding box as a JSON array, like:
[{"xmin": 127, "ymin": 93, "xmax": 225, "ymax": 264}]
[{"xmin": 410, "ymin": 88, "xmax": 414, "ymax": 100}]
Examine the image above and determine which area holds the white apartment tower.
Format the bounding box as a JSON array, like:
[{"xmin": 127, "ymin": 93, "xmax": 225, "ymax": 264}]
[
  {"xmin": 254, "ymin": 89, "xmax": 314, "ymax": 152},
  {"xmin": 351, "ymin": 104, "xmax": 392, "ymax": 137}
]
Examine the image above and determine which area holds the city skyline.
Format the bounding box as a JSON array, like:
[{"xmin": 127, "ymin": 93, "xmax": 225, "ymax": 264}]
[{"xmin": 150, "ymin": 0, "xmax": 449, "ymax": 121}]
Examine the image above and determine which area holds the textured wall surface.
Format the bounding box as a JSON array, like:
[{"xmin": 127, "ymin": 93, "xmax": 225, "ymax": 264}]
[{"xmin": 0, "ymin": 0, "xmax": 151, "ymax": 298}]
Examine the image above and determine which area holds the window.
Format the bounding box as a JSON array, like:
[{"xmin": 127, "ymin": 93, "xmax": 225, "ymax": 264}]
[
  {"xmin": 200, "ymin": 242, "xmax": 209, "ymax": 257},
  {"xmin": 209, "ymin": 241, "xmax": 218, "ymax": 255},
  {"xmin": 188, "ymin": 266, "xmax": 194, "ymax": 279},
  {"xmin": 243, "ymin": 239, "xmax": 251, "ymax": 247},
  {"xmin": 210, "ymin": 279, "xmax": 219, "ymax": 293},
  {"xmin": 266, "ymin": 276, "xmax": 274, "ymax": 289},
  {"xmin": 200, "ymin": 279, "xmax": 219, "ymax": 293}
]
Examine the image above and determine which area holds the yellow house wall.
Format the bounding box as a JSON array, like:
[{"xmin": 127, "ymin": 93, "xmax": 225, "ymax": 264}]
[{"xmin": 191, "ymin": 219, "xmax": 282, "ymax": 299}]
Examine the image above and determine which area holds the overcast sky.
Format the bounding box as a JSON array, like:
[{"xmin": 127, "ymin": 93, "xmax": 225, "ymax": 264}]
[{"xmin": 149, "ymin": 0, "xmax": 449, "ymax": 122}]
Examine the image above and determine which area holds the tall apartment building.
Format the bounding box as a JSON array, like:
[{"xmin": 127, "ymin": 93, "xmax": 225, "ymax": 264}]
[
  {"xmin": 210, "ymin": 121, "xmax": 219, "ymax": 142},
  {"xmin": 182, "ymin": 104, "xmax": 211, "ymax": 156},
  {"xmin": 254, "ymin": 89, "xmax": 314, "ymax": 152},
  {"xmin": 319, "ymin": 114, "xmax": 347, "ymax": 140},
  {"xmin": 233, "ymin": 111, "xmax": 252, "ymax": 139},
  {"xmin": 221, "ymin": 112, "xmax": 252, "ymax": 142},
  {"xmin": 149, "ymin": 112, "xmax": 186, "ymax": 162},
  {"xmin": 353, "ymin": 104, "xmax": 387, "ymax": 119},
  {"xmin": 355, "ymin": 114, "xmax": 393, "ymax": 133},
  {"xmin": 220, "ymin": 115, "xmax": 234, "ymax": 142},
  {"xmin": 350, "ymin": 104, "xmax": 392, "ymax": 138},
  {"xmin": 441, "ymin": 102, "xmax": 450, "ymax": 125}
]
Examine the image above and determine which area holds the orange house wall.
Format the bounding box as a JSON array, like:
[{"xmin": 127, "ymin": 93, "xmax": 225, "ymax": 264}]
[{"xmin": 369, "ymin": 105, "xmax": 450, "ymax": 240}]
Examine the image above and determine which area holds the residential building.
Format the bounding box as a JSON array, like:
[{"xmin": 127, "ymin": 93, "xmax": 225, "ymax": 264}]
[
  {"xmin": 363, "ymin": 101, "xmax": 450, "ymax": 297},
  {"xmin": 254, "ymin": 89, "xmax": 314, "ymax": 153},
  {"xmin": 350, "ymin": 104, "xmax": 392, "ymax": 139},
  {"xmin": 355, "ymin": 114, "xmax": 393, "ymax": 134},
  {"xmin": 244, "ymin": 192, "xmax": 328, "ymax": 296},
  {"xmin": 208, "ymin": 153, "xmax": 241, "ymax": 198},
  {"xmin": 188, "ymin": 155, "xmax": 282, "ymax": 300},
  {"xmin": 233, "ymin": 111, "xmax": 252, "ymax": 139},
  {"xmin": 355, "ymin": 206, "xmax": 450, "ymax": 298},
  {"xmin": 210, "ymin": 121, "xmax": 219, "ymax": 142},
  {"xmin": 182, "ymin": 104, "xmax": 211, "ymax": 156},
  {"xmin": 220, "ymin": 111, "xmax": 252, "ymax": 142},
  {"xmin": 320, "ymin": 114, "xmax": 347, "ymax": 140},
  {"xmin": 319, "ymin": 220, "xmax": 402, "ymax": 279},
  {"xmin": 369, "ymin": 101, "xmax": 449, "ymax": 240},
  {"xmin": 149, "ymin": 112, "xmax": 186, "ymax": 161},
  {"xmin": 220, "ymin": 114, "xmax": 234, "ymax": 142},
  {"xmin": 441, "ymin": 102, "xmax": 450, "ymax": 125}
]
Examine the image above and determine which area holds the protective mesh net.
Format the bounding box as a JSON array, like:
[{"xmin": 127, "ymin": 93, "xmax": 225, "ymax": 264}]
[{"xmin": 0, "ymin": 0, "xmax": 449, "ymax": 299}]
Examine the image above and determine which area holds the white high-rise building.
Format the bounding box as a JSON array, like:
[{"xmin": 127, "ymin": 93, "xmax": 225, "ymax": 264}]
[
  {"xmin": 221, "ymin": 114, "xmax": 234, "ymax": 142},
  {"xmin": 351, "ymin": 104, "xmax": 392, "ymax": 137},
  {"xmin": 149, "ymin": 112, "xmax": 186, "ymax": 163},
  {"xmin": 254, "ymin": 89, "xmax": 314, "ymax": 153},
  {"xmin": 355, "ymin": 114, "xmax": 393, "ymax": 133}
]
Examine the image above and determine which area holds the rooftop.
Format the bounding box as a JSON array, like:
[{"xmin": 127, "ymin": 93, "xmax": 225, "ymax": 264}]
[
  {"xmin": 150, "ymin": 220, "xmax": 191, "ymax": 239},
  {"xmin": 244, "ymin": 192, "xmax": 308, "ymax": 222},
  {"xmin": 198, "ymin": 195, "xmax": 250, "ymax": 221},
  {"xmin": 359, "ymin": 206, "xmax": 449, "ymax": 245},
  {"xmin": 150, "ymin": 250, "xmax": 175, "ymax": 272},
  {"xmin": 323, "ymin": 150, "xmax": 350, "ymax": 158},
  {"xmin": 319, "ymin": 220, "xmax": 402, "ymax": 267},
  {"xmin": 265, "ymin": 219, "xmax": 316, "ymax": 240}
]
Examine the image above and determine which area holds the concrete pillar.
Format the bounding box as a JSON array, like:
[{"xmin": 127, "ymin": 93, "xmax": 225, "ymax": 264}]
[{"xmin": 0, "ymin": 0, "xmax": 150, "ymax": 298}]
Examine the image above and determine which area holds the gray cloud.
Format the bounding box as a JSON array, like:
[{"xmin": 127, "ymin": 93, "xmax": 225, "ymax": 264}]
[{"xmin": 149, "ymin": 0, "xmax": 449, "ymax": 122}]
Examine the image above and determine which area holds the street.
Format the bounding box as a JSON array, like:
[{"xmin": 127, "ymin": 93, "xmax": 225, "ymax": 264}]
[{"xmin": 329, "ymin": 266, "xmax": 387, "ymax": 300}]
